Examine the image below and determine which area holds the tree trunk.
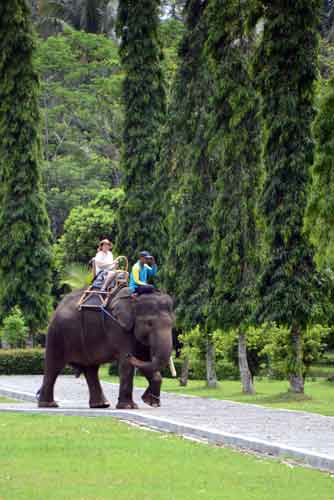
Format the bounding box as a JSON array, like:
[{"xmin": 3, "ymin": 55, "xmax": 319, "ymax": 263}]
[
  {"xmin": 289, "ymin": 326, "xmax": 304, "ymax": 394},
  {"xmin": 179, "ymin": 357, "xmax": 189, "ymax": 386},
  {"xmin": 238, "ymin": 331, "xmax": 255, "ymax": 394},
  {"xmin": 206, "ymin": 339, "xmax": 217, "ymax": 388}
]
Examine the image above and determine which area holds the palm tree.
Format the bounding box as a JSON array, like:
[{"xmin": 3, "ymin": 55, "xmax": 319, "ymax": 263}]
[{"xmin": 60, "ymin": 263, "xmax": 92, "ymax": 291}]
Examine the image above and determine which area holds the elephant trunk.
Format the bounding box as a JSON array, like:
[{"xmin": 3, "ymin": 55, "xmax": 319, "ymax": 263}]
[
  {"xmin": 128, "ymin": 333, "xmax": 172, "ymax": 373},
  {"xmin": 127, "ymin": 354, "xmax": 163, "ymax": 373}
]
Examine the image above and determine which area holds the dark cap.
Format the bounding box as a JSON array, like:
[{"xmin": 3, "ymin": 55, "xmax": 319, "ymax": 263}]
[{"xmin": 139, "ymin": 251, "xmax": 153, "ymax": 259}]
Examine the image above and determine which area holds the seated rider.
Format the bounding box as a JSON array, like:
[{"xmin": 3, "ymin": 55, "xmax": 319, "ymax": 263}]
[
  {"xmin": 94, "ymin": 239, "xmax": 120, "ymax": 291},
  {"xmin": 129, "ymin": 251, "xmax": 157, "ymax": 294}
]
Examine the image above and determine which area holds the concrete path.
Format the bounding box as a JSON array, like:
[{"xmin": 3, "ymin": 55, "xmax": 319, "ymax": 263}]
[{"xmin": 0, "ymin": 375, "xmax": 334, "ymax": 472}]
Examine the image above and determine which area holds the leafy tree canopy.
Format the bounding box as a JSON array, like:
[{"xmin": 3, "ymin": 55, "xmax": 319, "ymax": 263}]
[{"xmin": 35, "ymin": 29, "xmax": 123, "ymax": 236}]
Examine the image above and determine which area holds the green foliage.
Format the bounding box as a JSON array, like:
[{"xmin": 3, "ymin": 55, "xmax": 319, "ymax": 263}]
[
  {"xmin": 1, "ymin": 307, "xmax": 29, "ymax": 349},
  {"xmin": 213, "ymin": 326, "xmax": 267, "ymax": 378},
  {"xmin": 0, "ymin": 348, "xmax": 73, "ymax": 375},
  {"xmin": 179, "ymin": 326, "xmax": 206, "ymax": 364},
  {"xmin": 163, "ymin": 1, "xmax": 215, "ymax": 331},
  {"xmin": 60, "ymin": 263, "xmax": 92, "ymax": 291},
  {"xmin": 261, "ymin": 323, "xmax": 329, "ymax": 380},
  {"xmin": 0, "ymin": 0, "xmax": 52, "ymax": 333},
  {"xmin": 213, "ymin": 323, "xmax": 329, "ymax": 380},
  {"xmin": 251, "ymin": 1, "xmax": 322, "ymax": 389},
  {"xmin": 35, "ymin": 29, "xmax": 123, "ymax": 236},
  {"xmin": 107, "ymin": 356, "xmax": 237, "ymax": 380},
  {"xmin": 55, "ymin": 206, "xmax": 114, "ymax": 270},
  {"xmin": 159, "ymin": 18, "xmax": 186, "ymax": 93},
  {"xmin": 205, "ymin": 0, "xmax": 262, "ymax": 332},
  {"xmin": 0, "ymin": 349, "xmax": 45, "ymax": 375},
  {"xmin": 253, "ymin": 1, "xmax": 320, "ymax": 329},
  {"xmin": 55, "ymin": 188, "xmax": 123, "ymax": 271},
  {"xmin": 306, "ymin": 77, "xmax": 334, "ymax": 269},
  {"xmin": 116, "ymin": 0, "xmax": 166, "ymax": 262},
  {"xmin": 89, "ymin": 188, "xmax": 125, "ymax": 211}
]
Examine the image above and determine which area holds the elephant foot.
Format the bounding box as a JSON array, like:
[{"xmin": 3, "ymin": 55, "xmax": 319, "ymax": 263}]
[
  {"xmin": 142, "ymin": 393, "xmax": 161, "ymax": 408},
  {"xmin": 89, "ymin": 400, "xmax": 111, "ymax": 409},
  {"xmin": 116, "ymin": 400, "xmax": 139, "ymax": 410},
  {"xmin": 38, "ymin": 400, "xmax": 59, "ymax": 408}
]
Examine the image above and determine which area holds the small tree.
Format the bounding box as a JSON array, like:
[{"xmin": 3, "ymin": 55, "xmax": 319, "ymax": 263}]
[{"xmin": 1, "ymin": 307, "xmax": 29, "ymax": 349}]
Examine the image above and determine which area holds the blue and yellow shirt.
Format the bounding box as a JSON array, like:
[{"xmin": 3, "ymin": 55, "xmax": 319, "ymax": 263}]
[{"xmin": 129, "ymin": 261, "xmax": 158, "ymax": 292}]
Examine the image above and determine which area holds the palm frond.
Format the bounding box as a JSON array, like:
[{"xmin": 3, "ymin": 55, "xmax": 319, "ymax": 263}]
[{"xmin": 60, "ymin": 263, "xmax": 92, "ymax": 291}]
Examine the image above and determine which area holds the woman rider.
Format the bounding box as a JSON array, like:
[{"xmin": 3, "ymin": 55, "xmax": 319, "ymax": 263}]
[{"xmin": 94, "ymin": 239, "xmax": 120, "ymax": 291}]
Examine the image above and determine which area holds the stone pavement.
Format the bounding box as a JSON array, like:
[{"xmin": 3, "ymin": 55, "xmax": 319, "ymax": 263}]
[{"xmin": 0, "ymin": 375, "xmax": 334, "ymax": 472}]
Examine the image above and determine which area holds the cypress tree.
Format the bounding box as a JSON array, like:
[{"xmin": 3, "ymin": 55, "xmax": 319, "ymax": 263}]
[
  {"xmin": 116, "ymin": 0, "xmax": 166, "ymax": 262},
  {"xmin": 206, "ymin": 0, "xmax": 261, "ymax": 394},
  {"xmin": 306, "ymin": 77, "xmax": 334, "ymax": 269},
  {"xmin": 163, "ymin": 0, "xmax": 218, "ymax": 386},
  {"xmin": 253, "ymin": 0, "xmax": 321, "ymax": 393},
  {"xmin": 0, "ymin": 0, "xmax": 52, "ymax": 333}
]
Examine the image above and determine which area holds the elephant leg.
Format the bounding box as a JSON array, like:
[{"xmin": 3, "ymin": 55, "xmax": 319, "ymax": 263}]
[
  {"xmin": 116, "ymin": 357, "xmax": 138, "ymax": 410},
  {"xmin": 84, "ymin": 366, "xmax": 110, "ymax": 409},
  {"xmin": 141, "ymin": 370, "xmax": 162, "ymax": 408},
  {"xmin": 38, "ymin": 363, "xmax": 64, "ymax": 408}
]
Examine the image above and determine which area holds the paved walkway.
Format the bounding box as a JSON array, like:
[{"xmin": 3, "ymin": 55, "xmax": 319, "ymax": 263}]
[{"xmin": 0, "ymin": 375, "xmax": 334, "ymax": 472}]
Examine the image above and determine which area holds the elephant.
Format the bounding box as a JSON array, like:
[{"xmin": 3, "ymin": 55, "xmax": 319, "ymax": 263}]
[{"xmin": 37, "ymin": 287, "xmax": 174, "ymax": 409}]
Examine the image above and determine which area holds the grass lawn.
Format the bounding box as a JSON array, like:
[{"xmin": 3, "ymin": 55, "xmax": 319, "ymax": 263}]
[
  {"xmin": 0, "ymin": 396, "xmax": 17, "ymax": 403},
  {"xmin": 0, "ymin": 414, "xmax": 333, "ymax": 500},
  {"xmin": 100, "ymin": 366, "xmax": 334, "ymax": 416}
]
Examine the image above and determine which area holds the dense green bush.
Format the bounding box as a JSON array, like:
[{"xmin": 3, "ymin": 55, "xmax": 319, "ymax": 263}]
[
  {"xmin": 54, "ymin": 188, "xmax": 124, "ymax": 273},
  {"xmin": 1, "ymin": 307, "xmax": 29, "ymax": 348},
  {"xmin": 108, "ymin": 357, "xmax": 239, "ymax": 381},
  {"xmin": 213, "ymin": 323, "xmax": 330, "ymax": 380},
  {"xmin": 0, "ymin": 349, "xmax": 73, "ymax": 375}
]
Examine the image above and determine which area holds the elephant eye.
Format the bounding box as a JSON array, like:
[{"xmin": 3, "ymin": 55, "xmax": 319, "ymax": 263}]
[{"xmin": 147, "ymin": 320, "xmax": 153, "ymax": 328}]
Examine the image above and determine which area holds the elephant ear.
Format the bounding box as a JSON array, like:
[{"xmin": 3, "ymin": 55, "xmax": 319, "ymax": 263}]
[{"xmin": 110, "ymin": 296, "xmax": 135, "ymax": 332}]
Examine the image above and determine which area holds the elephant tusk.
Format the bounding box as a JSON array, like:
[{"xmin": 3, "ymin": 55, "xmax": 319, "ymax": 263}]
[{"xmin": 169, "ymin": 356, "xmax": 177, "ymax": 378}]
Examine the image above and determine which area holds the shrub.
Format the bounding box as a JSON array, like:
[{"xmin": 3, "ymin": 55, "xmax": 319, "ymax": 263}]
[
  {"xmin": 1, "ymin": 307, "xmax": 29, "ymax": 348},
  {"xmin": 108, "ymin": 357, "xmax": 239, "ymax": 381},
  {"xmin": 0, "ymin": 349, "xmax": 73, "ymax": 375},
  {"xmin": 213, "ymin": 323, "xmax": 330, "ymax": 380}
]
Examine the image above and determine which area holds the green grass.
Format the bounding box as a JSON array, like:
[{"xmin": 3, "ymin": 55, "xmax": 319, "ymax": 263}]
[
  {"xmin": 100, "ymin": 366, "xmax": 334, "ymax": 416},
  {"xmin": 0, "ymin": 414, "xmax": 333, "ymax": 500},
  {"xmin": 309, "ymin": 364, "xmax": 334, "ymax": 378},
  {"xmin": 0, "ymin": 396, "xmax": 17, "ymax": 403}
]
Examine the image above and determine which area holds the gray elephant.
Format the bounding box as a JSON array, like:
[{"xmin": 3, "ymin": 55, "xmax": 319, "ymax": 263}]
[{"xmin": 38, "ymin": 288, "xmax": 174, "ymax": 409}]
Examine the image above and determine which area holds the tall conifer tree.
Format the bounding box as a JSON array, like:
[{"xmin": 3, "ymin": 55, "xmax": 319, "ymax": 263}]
[
  {"xmin": 306, "ymin": 77, "xmax": 334, "ymax": 269},
  {"xmin": 253, "ymin": 0, "xmax": 320, "ymax": 393},
  {"xmin": 116, "ymin": 0, "xmax": 166, "ymax": 262},
  {"xmin": 206, "ymin": 0, "xmax": 261, "ymax": 394},
  {"xmin": 163, "ymin": 0, "xmax": 218, "ymax": 386},
  {"xmin": 0, "ymin": 0, "xmax": 52, "ymax": 333}
]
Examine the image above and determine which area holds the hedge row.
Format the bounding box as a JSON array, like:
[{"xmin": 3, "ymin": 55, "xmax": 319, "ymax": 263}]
[
  {"xmin": 0, "ymin": 349, "xmax": 72, "ymax": 375},
  {"xmin": 0, "ymin": 349, "xmax": 240, "ymax": 380},
  {"xmin": 108, "ymin": 358, "xmax": 239, "ymax": 380}
]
